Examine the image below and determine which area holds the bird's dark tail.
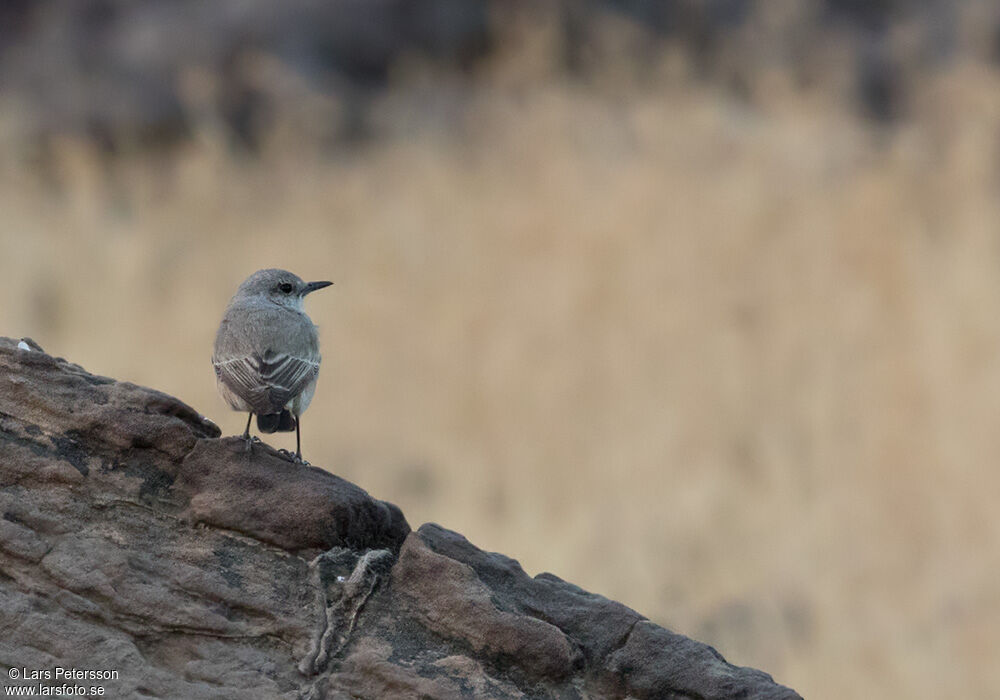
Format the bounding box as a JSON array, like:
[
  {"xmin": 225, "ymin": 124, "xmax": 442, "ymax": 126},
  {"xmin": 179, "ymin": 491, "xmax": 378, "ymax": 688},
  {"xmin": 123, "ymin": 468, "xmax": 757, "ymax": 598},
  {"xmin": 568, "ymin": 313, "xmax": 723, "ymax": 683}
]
[{"xmin": 257, "ymin": 410, "xmax": 296, "ymax": 433}]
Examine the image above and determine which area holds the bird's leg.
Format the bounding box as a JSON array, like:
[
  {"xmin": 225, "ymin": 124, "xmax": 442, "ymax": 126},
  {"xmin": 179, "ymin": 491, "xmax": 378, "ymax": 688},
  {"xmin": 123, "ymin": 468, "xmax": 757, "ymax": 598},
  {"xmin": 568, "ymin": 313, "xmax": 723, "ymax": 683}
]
[
  {"xmin": 275, "ymin": 415, "xmax": 307, "ymax": 465},
  {"xmin": 295, "ymin": 414, "xmax": 302, "ymax": 462},
  {"xmin": 243, "ymin": 413, "xmax": 254, "ymax": 453}
]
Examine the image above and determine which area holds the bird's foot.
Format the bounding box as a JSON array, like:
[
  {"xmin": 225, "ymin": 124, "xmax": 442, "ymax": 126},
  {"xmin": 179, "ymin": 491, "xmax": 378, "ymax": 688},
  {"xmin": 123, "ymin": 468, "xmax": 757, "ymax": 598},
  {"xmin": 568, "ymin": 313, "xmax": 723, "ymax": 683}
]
[
  {"xmin": 242, "ymin": 435, "xmax": 261, "ymax": 454},
  {"xmin": 276, "ymin": 448, "xmax": 309, "ymax": 465}
]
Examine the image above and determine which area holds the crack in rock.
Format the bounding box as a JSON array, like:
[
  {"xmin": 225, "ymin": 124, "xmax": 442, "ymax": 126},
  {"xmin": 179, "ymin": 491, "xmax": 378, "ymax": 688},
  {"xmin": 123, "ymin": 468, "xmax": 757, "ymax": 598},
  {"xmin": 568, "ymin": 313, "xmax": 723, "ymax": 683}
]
[{"xmin": 299, "ymin": 548, "xmax": 394, "ymax": 677}]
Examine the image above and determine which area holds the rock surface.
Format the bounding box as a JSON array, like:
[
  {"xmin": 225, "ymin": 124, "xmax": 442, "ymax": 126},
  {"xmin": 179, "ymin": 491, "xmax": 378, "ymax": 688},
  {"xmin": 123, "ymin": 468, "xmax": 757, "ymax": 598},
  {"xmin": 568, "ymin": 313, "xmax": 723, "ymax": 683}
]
[{"xmin": 0, "ymin": 337, "xmax": 801, "ymax": 699}]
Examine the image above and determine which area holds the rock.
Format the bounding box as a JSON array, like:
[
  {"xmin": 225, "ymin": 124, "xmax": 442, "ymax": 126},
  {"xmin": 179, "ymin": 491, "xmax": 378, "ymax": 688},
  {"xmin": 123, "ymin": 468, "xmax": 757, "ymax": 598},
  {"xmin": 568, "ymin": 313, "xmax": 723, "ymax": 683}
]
[
  {"xmin": 0, "ymin": 337, "xmax": 801, "ymax": 699},
  {"xmin": 174, "ymin": 439, "xmax": 408, "ymax": 554},
  {"xmin": 390, "ymin": 530, "xmax": 584, "ymax": 683}
]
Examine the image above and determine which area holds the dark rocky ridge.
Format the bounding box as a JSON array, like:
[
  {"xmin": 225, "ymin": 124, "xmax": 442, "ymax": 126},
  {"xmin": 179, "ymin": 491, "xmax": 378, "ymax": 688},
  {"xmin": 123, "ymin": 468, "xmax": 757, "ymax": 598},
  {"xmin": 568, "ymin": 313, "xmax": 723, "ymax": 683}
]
[
  {"xmin": 0, "ymin": 336, "xmax": 801, "ymax": 699},
  {"xmin": 0, "ymin": 0, "xmax": 984, "ymax": 153}
]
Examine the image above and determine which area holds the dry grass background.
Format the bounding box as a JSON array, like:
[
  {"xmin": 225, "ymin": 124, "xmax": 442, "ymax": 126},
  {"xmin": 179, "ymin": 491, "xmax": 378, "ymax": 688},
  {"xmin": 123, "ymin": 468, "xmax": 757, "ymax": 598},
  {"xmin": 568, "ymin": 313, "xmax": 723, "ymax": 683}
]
[{"xmin": 2, "ymin": 39, "xmax": 1000, "ymax": 699}]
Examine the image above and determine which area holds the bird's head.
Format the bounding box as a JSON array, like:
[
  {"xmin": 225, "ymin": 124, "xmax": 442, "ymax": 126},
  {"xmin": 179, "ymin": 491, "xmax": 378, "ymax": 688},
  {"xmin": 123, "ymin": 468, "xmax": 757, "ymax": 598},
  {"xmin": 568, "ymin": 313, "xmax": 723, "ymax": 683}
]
[{"xmin": 235, "ymin": 269, "xmax": 332, "ymax": 311}]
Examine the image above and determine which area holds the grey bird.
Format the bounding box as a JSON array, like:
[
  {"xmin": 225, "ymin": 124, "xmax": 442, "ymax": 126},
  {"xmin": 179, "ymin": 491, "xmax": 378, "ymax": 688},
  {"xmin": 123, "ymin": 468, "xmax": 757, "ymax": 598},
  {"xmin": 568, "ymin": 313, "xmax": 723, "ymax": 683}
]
[{"xmin": 212, "ymin": 269, "xmax": 332, "ymax": 461}]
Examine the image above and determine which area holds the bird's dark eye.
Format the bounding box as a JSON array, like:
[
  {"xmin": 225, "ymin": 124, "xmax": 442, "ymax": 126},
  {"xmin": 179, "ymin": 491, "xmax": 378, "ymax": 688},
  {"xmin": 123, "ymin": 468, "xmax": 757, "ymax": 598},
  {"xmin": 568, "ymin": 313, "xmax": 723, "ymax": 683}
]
[{"xmin": 279, "ymin": 283, "xmax": 293, "ymax": 294}]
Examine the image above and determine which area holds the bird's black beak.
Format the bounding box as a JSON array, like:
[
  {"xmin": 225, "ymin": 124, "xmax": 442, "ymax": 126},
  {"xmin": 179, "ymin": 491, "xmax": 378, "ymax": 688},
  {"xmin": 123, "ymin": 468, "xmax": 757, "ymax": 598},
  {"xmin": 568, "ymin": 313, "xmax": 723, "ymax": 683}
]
[{"xmin": 304, "ymin": 281, "xmax": 333, "ymax": 294}]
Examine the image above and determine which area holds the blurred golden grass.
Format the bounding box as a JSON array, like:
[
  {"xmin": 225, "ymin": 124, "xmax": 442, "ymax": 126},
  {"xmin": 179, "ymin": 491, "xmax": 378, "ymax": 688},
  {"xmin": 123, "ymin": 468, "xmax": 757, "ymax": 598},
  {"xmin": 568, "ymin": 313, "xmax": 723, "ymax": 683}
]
[{"xmin": 2, "ymin": 59, "xmax": 1000, "ymax": 699}]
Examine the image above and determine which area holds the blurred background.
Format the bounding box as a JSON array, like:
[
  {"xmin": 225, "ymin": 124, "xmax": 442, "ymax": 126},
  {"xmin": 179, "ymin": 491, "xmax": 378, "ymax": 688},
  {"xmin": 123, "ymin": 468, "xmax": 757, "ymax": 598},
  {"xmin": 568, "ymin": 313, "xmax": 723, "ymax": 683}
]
[{"xmin": 2, "ymin": 1, "xmax": 999, "ymax": 697}]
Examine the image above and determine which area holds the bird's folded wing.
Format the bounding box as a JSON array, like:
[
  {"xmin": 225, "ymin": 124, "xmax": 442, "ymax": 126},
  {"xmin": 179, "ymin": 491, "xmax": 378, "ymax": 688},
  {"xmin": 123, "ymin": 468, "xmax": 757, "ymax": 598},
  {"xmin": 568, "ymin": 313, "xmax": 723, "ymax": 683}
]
[{"xmin": 213, "ymin": 351, "xmax": 320, "ymax": 414}]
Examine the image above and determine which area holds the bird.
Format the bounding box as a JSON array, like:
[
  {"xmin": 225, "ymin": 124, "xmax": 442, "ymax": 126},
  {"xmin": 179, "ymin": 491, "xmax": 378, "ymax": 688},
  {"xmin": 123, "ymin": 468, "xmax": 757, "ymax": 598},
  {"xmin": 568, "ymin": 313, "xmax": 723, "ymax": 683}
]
[{"xmin": 212, "ymin": 269, "xmax": 332, "ymax": 462}]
